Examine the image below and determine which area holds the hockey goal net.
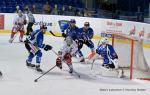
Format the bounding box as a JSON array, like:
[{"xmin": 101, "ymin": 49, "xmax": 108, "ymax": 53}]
[{"xmin": 112, "ymin": 33, "xmax": 150, "ymax": 80}]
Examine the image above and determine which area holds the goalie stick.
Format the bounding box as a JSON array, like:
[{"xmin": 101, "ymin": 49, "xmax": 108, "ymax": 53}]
[{"xmin": 49, "ymin": 31, "xmax": 62, "ymax": 37}]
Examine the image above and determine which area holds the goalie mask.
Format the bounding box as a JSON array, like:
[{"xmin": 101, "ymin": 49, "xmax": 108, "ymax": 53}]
[
  {"xmin": 98, "ymin": 37, "xmax": 109, "ymax": 46},
  {"xmin": 66, "ymin": 37, "xmax": 73, "ymax": 46}
]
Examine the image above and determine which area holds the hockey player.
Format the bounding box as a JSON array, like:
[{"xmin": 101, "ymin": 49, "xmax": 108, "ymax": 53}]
[
  {"xmin": 56, "ymin": 37, "xmax": 78, "ymax": 73},
  {"xmin": 96, "ymin": 37, "xmax": 118, "ymax": 69},
  {"xmin": 26, "ymin": 10, "xmax": 35, "ymax": 35},
  {"xmin": 62, "ymin": 19, "xmax": 80, "ymax": 40},
  {"xmin": 9, "ymin": 10, "xmax": 27, "ymax": 43},
  {"xmin": 78, "ymin": 22, "xmax": 95, "ymax": 61},
  {"xmin": 61, "ymin": 19, "xmax": 84, "ymax": 62},
  {"xmin": 24, "ymin": 25, "xmax": 52, "ymax": 72}
]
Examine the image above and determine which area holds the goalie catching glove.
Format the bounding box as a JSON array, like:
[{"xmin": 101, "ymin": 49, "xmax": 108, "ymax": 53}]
[{"xmin": 44, "ymin": 45, "xmax": 53, "ymax": 51}]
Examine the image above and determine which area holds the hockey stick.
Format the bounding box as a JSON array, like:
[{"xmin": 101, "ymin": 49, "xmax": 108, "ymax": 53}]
[
  {"xmin": 73, "ymin": 71, "xmax": 80, "ymax": 78},
  {"xmin": 91, "ymin": 59, "xmax": 95, "ymax": 70},
  {"xmin": 51, "ymin": 49, "xmax": 58, "ymax": 56},
  {"xmin": 49, "ymin": 31, "xmax": 62, "ymax": 37},
  {"xmin": 34, "ymin": 49, "xmax": 58, "ymax": 82},
  {"xmin": 9, "ymin": 33, "xmax": 18, "ymax": 43},
  {"xmin": 34, "ymin": 65, "xmax": 57, "ymax": 82}
]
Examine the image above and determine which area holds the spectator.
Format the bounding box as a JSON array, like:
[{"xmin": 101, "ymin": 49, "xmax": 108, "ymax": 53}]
[
  {"xmin": 43, "ymin": 2, "xmax": 51, "ymax": 14},
  {"xmin": 15, "ymin": 5, "xmax": 20, "ymax": 13},
  {"xmin": 83, "ymin": 8, "xmax": 91, "ymax": 17},
  {"xmin": 59, "ymin": 5, "xmax": 65, "ymax": 15},
  {"xmin": 51, "ymin": 4, "xmax": 58, "ymax": 15},
  {"xmin": 24, "ymin": 5, "xmax": 29, "ymax": 13},
  {"xmin": 75, "ymin": 8, "xmax": 82, "ymax": 16},
  {"xmin": 31, "ymin": 4, "xmax": 37, "ymax": 14},
  {"xmin": 68, "ymin": 6, "xmax": 73, "ymax": 12}
]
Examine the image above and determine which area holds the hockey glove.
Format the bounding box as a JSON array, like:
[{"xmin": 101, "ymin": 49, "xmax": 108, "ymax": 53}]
[
  {"xmin": 62, "ymin": 33, "xmax": 66, "ymax": 38},
  {"xmin": 56, "ymin": 57, "xmax": 62, "ymax": 69},
  {"xmin": 24, "ymin": 39, "xmax": 29, "ymax": 44},
  {"xmin": 78, "ymin": 39, "xmax": 84, "ymax": 47},
  {"xmin": 44, "ymin": 45, "xmax": 53, "ymax": 51}
]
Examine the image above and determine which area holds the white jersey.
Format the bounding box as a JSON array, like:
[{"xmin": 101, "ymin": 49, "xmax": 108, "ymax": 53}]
[
  {"xmin": 13, "ymin": 15, "xmax": 26, "ymax": 29},
  {"xmin": 60, "ymin": 41, "xmax": 78, "ymax": 57}
]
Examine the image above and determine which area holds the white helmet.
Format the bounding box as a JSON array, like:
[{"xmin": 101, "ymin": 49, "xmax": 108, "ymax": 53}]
[
  {"xmin": 98, "ymin": 37, "xmax": 109, "ymax": 45},
  {"xmin": 18, "ymin": 10, "xmax": 23, "ymax": 17},
  {"xmin": 65, "ymin": 37, "xmax": 73, "ymax": 46}
]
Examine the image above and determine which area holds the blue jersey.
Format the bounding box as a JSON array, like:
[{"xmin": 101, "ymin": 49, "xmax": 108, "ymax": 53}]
[
  {"xmin": 78, "ymin": 27, "xmax": 94, "ymax": 41},
  {"xmin": 27, "ymin": 29, "xmax": 45, "ymax": 48},
  {"xmin": 96, "ymin": 44, "xmax": 118, "ymax": 64},
  {"xmin": 63, "ymin": 26, "xmax": 80, "ymax": 40}
]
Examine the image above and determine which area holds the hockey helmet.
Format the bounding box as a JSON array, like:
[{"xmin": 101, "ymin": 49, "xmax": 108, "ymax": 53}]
[
  {"xmin": 18, "ymin": 10, "xmax": 23, "ymax": 16},
  {"xmin": 70, "ymin": 19, "xmax": 76, "ymax": 23},
  {"xmin": 100, "ymin": 37, "xmax": 109, "ymax": 45},
  {"xmin": 84, "ymin": 22, "xmax": 90, "ymax": 26},
  {"xmin": 40, "ymin": 25, "xmax": 47, "ymax": 29},
  {"xmin": 65, "ymin": 37, "xmax": 73, "ymax": 46}
]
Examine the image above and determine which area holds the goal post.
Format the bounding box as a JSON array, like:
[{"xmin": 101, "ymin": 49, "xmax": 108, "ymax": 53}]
[{"xmin": 111, "ymin": 33, "xmax": 150, "ymax": 80}]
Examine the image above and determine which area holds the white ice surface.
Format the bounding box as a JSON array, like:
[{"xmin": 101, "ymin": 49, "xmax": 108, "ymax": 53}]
[{"xmin": 0, "ymin": 33, "xmax": 150, "ymax": 95}]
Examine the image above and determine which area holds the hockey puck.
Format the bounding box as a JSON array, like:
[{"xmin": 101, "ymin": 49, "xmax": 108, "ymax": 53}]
[
  {"xmin": 34, "ymin": 79, "xmax": 38, "ymax": 82},
  {"xmin": 0, "ymin": 71, "xmax": 2, "ymax": 76}
]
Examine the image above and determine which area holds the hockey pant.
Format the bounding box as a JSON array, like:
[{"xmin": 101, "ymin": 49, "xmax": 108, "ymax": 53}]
[
  {"xmin": 56, "ymin": 53, "xmax": 72, "ymax": 69},
  {"xmin": 26, "ymin": 22, "xmax": 34, "ymax": 35},
  {"xmin": 10, "ymin": 27, "xmax": 25, "ymax": 41},
  {"xmin": 78, "ymin": 40, "xmax": 94, "ymax": 50},
  {"xmin": 78, "ymin": 40, "xmax": 95, "ymax": 59},
  {"xmin": 26, "ymin": 43, "xmax": 42, "ymax": 64}
]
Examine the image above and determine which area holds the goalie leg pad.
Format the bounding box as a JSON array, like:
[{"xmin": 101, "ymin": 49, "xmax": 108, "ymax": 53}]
[
  {"xmin": 100, "ymin": 66, "xmax": 119, "ymax": 77},
  {"xmin": 108, "ymin": 64, "xmax": 115, "ymax": 69}
]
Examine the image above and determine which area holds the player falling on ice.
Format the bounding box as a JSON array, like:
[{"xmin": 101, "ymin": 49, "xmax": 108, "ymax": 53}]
[
  {"xmin": 9, "ymin": 10, "xmax": 27, "ymax": 43},
  {"xmin": 56, "ymin": 37, "xmax": 78, "ymax": 74},
  {"xmin": 24, "ymin": 25, "xmax": 52, "ymax": 72},
  {"xmin": 95, "ymin": 37, "xmax": 119, "ymax": 69},
  {"xmin": 78, "ymin": 22, "xmax": 95, "ymax": 62}
]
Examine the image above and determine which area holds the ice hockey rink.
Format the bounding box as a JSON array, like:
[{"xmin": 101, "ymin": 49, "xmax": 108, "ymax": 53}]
[{"xmin": 0, "ymin": 33, "xmax": 150, "ymax": 95}]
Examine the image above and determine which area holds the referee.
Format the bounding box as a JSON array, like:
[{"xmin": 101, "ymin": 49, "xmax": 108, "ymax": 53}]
[{"xmin": 26, "ymin": 10, "xmax": 35, "ymax": 35}]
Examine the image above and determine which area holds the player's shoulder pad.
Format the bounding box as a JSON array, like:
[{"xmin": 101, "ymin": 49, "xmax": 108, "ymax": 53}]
[{"xmin": 88, "ymin": 27, "xmax": 93, "ymax": 31}]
